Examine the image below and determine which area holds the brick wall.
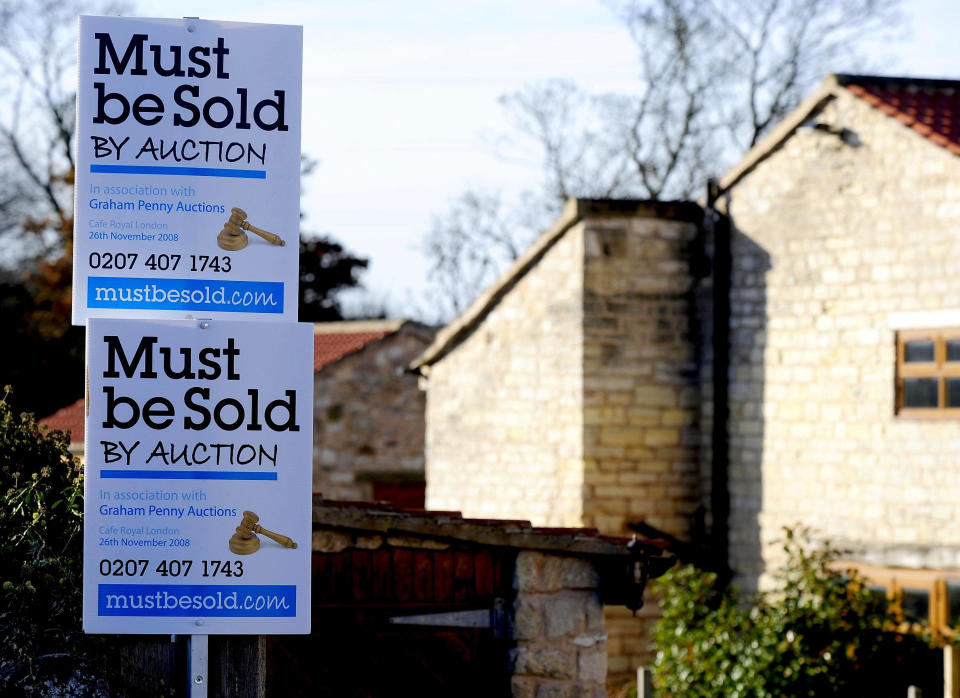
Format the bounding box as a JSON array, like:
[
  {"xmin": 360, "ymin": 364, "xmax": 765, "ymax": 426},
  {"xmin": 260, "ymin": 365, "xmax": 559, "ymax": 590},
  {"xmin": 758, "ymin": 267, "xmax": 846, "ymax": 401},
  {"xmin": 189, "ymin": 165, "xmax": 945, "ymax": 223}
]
[{"xmin": 724, "ymin": 89, "xmax": 960, "ymax": 591}]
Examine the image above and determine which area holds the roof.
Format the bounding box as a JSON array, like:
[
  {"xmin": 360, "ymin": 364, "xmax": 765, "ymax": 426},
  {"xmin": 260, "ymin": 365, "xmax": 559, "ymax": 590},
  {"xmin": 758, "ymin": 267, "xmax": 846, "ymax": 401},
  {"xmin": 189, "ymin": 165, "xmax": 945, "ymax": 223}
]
[
  {"xmin": 313, "ymin": 319, "xmax": 406, "ymax": 371},
  {"xmin": 412, "ymin": 199, "xmax": 703, "ymax": 371},
  {"xmin": 720, "ymin": 73, "xmax": 960, "ymax": 192},
  {"xmin": 40, "ymin": 398, "xmax": 85, "ymax": 446},
  {"xmin": 312, "ymin": 494, "xmax": 672, "ymax": 561},
  {"xmin": 839, "ymin": 74, "xmax": 960, "ymax": 156}
]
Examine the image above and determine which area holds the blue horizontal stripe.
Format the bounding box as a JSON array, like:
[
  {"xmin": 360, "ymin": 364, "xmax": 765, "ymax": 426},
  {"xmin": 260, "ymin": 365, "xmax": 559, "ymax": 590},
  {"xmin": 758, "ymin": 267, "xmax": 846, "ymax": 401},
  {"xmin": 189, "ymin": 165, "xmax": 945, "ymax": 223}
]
[
  {"xmin": 100, "ymin": 470, "xmax": 277, "ymax": 480},
  {"xmin": 87, "ymin": 277, "xmax": 283, "ymax": 314},
  {"xmin": 90, "ymin": 164, "xmax": 266, "ymax": 179},
  {"xmin": 99, "ymin": 584, "xmax": 296, "ymax": 617}
]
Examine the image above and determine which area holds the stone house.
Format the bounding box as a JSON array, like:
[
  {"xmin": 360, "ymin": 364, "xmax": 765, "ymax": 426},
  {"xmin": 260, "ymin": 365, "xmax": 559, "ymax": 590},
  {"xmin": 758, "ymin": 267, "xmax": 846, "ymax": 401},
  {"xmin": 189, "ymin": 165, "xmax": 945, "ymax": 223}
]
[
  {"xmin": 311, "ymin": 319, "xmax": 434, "ymax": 506},
  {"xmin": 412, "ymin": 74, "xmax": 960, "ymax": 679}
]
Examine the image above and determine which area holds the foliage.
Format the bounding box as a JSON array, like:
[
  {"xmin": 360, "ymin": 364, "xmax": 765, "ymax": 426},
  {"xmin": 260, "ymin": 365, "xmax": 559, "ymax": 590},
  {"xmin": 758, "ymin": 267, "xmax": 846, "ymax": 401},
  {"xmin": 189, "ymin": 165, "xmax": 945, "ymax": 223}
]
[
  {"xmin": 298, "ymin": 236, "xmax": 370, "ymax": 322},
  {"xmin": 652, "ymin": 528, "xmax": 936, "ymax": 697},
  {"xmin": 0, "ymin": 389, "xmax": 110, "ymax": 694}
]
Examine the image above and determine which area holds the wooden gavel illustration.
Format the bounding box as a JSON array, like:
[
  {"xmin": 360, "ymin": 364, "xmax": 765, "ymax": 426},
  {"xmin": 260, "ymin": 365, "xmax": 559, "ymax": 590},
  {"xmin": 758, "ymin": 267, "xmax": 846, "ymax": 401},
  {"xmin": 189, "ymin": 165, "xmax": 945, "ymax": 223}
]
[
  {"xmin": 228, "ymin": 510, "xmax": 297, "ymax": 555},
  {"xmin": 217, "ymin": 207, "xmax": 286, "ymax": 251}
]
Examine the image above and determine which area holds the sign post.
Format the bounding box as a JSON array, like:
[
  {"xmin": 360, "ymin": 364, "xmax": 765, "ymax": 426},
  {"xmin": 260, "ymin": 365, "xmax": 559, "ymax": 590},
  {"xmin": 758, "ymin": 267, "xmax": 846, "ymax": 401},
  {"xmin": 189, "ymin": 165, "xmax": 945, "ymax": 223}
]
[{"xmin": 75, "ymin": 17, "xmax": 308, "ymax": 696}]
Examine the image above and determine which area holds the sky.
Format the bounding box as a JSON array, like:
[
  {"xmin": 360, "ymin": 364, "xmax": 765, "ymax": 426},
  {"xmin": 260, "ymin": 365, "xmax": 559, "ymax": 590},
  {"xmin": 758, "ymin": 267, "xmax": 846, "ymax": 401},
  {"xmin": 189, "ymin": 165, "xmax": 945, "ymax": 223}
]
[{"xmin": 130, "ymin": 0, "xmax": 957, "ymax": 318}]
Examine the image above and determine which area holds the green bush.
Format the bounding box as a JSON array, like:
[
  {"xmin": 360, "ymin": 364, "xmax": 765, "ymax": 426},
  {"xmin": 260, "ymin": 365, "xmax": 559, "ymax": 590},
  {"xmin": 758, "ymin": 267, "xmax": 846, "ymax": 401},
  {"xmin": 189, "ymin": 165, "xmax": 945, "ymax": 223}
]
[
  {"xmin": 0, "ymin": 389, "xmax": 111, "ymax": 694},
  {"xmin": 652, "ymin": 528, "xmax": 937, "ymax": 697}
]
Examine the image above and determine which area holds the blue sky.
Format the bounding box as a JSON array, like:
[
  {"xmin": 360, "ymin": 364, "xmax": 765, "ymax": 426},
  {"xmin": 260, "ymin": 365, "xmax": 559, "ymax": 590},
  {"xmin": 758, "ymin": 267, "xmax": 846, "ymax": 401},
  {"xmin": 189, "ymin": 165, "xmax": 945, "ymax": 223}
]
[{"xmin": 132, "ymin": 0, "xmax": 958, "ymax": 317}]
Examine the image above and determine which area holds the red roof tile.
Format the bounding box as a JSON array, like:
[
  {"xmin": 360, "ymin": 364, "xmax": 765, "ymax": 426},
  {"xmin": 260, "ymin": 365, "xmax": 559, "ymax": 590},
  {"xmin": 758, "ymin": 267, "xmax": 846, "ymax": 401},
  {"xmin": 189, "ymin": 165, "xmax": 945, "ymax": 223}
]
[
  {"xmin": 838, "ymin": 74, "xmax": 960, "ymax": 156},
  {"xmin": 40, "ymin": 398, "xmax": 85, "ymax": 444},
  {"xmin": 313, "ymin": 331, "xmax": 393, "ymax": 371}
]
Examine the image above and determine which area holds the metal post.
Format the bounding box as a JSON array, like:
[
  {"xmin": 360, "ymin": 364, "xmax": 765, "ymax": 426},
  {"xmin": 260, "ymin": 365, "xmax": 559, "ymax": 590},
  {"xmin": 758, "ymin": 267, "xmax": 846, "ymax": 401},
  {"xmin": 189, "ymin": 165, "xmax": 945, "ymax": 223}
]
[
  {"xmin": 189, "ymin": 634, "xmax": 209, "ymax": 698},
  {"xmin": 637, "ymin": 666, "xmax": 653, "ymax": 698},
  {"xmin": 946, "ymin": 645, "xmax": 960, "ymax": 698}
]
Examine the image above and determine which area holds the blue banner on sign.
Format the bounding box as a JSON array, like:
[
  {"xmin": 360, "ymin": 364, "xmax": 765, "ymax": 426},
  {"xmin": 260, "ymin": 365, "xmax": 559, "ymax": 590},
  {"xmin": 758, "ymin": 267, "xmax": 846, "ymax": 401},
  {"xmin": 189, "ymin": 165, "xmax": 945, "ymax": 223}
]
[
  {"xmin": 87, "ymin": 277, "xmax": 283, "ymax": 313},
  {"xmin": 98, "ymin": 584, "xmax": 296, "ymax": 617}
]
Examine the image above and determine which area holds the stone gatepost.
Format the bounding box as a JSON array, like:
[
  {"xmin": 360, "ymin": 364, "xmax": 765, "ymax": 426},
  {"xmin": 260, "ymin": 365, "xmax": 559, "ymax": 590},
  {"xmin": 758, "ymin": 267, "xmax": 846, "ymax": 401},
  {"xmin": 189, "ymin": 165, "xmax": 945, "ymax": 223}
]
[{"xmin": 510, "ymin": 551, "xmax": 607, "ymax": 698}]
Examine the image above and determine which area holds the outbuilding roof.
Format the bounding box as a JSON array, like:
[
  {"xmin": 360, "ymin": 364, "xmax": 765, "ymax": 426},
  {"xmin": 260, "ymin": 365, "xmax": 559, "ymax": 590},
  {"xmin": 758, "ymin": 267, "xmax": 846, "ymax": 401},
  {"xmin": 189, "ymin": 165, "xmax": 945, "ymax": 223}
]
[
  {"xmin": 313, "ymin": 319, "xmax": 407, "ymax": 371},
  {"xmin": 312, "ymin": 495, "xmax": 673, "ymax": 563},
  {"xmin": 39, "ymin": 398, "xmax": 85, "ymax": 450}
]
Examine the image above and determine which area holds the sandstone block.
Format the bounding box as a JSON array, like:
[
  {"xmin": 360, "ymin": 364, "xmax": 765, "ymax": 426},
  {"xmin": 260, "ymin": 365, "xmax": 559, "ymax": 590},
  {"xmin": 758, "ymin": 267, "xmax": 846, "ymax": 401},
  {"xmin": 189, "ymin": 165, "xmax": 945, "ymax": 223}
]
[
  {"xmin": 515, "ymin": 552, "xmax": 545, "ymax": 592},
  {"xmin": 578, "ymin": 646, "xmax": 607, "ymax": 683},
  {"xmin": 544, "ymin": 592, "xmax": 588, "ymax": 638},
  {"xmin": 312, "ymin": 530, "xmax": 352, "ymax": 553},
  {"xmin": 513, "ymin": 595, "xmax": 545, "ymax": 640},
  {"xmin": 644, "ymin": 428, "xmax": 680, "ymax": 447},
  {"xmin": 599, "ymin": 426, "xmax": 643, "ymax": 447},
  {"xmin": 542, "ymin": 556, "xmax": 600, "ymax": 590},
  {"xmin": 633, "ymin": 385, "xmax": 677, "ymax": 407},
  {"xmin": 513, "ymin": 647, "xmax": 576, "ymax": 680}
]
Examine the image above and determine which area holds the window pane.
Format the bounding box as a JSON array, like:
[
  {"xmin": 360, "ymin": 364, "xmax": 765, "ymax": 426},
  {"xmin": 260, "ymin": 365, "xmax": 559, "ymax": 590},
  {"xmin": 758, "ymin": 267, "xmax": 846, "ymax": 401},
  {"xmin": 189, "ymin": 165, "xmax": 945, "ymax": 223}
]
[
  {"xmin": 948, "ymin": 379, "xmax": 960, "ymax": 408},
  {"xmin": 903, "ymin": 378, "xmax": 939, "ymax": 408},
  {"xmin": 948, "ymin": 340, "xmax": 960, "ymax": 362},
  {"xmin": 865, "ymin": 584, "xmax": 889, "ymax": 607},
  {"xmin": 902, "ymin": 587, "xmax": 929, "ymax": 624},
  {"xmin": 904, "ymin": 341, "xmax": 935, "ymax": 362},
  {"xmin": 948, "ymin": 582, "xmax": 960, "ymax": 628}
]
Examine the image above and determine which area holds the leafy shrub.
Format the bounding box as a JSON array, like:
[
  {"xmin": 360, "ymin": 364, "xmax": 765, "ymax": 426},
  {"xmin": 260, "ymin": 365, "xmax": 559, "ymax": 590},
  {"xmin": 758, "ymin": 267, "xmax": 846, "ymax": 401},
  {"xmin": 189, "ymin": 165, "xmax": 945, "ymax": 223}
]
[
  {"xmin": 652, "ymin": 528, "xmax": 937, "ymax": 697},
  {"xmin": 0, "ymin": 390, "xmax": 111, "ymax": 695}
]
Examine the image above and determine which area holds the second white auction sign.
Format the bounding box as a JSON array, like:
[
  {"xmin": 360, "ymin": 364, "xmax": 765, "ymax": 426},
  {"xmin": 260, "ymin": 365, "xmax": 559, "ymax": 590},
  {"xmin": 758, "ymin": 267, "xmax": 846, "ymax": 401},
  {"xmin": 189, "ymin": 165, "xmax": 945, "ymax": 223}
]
[
  {"xmin": 82, "ymin": 318, "xmax": 312, "ymax": 634},
  {"xmin": 73, "ymin": 16, "xmax": 302, "ymax": 325}
]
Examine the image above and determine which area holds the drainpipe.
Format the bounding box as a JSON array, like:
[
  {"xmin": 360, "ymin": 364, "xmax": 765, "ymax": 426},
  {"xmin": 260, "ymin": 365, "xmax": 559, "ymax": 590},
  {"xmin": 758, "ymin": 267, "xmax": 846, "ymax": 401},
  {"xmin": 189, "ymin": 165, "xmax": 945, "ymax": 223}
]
[{"xmin": 706, "ymin": 178, "xmax": 731, "ymax": 577}]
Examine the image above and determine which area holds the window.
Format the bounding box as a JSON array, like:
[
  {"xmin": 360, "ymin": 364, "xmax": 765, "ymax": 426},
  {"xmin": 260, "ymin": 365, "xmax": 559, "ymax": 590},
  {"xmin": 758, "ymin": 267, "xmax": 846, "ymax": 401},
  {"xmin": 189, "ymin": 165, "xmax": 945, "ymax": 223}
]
[
  {"xmin": 896, "ymin": 329, "xmax": 960, "ymax": 415},
  {"xmin": 834, "ymin": 561, "xmax": 960, "ymax": 641}
]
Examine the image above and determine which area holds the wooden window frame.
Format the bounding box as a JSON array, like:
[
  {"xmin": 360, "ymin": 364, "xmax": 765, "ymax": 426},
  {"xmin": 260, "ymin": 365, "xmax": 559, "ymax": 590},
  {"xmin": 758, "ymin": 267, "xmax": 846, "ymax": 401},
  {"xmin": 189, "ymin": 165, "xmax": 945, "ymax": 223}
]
[
  {"xmin": 833, "ymin": 561, "xmax": 960, "ymax": 642},
  {"xmin": 896, "ymin": 329, "xmax": 960, "ymax": 417}
]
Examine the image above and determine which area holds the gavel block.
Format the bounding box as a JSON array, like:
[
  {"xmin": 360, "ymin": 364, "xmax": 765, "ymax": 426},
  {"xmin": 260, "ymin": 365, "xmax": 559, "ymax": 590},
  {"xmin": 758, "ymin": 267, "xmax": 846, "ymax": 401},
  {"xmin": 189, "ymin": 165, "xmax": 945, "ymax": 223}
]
[
  {"xmin": 228, "ymin": 510, "xmax": 297, "ymax": 555},
  {"xmin": 217, "ymin": 207, "xmax": 286, "ymax": 251}
]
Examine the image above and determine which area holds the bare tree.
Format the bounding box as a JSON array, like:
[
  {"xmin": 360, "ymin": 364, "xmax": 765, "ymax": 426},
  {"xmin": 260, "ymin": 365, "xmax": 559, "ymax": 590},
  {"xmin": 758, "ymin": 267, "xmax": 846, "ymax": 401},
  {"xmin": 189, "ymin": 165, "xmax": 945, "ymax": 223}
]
[
  {"xmin": 0, "ymin": 0, "xmax": 132, "ymax": 266},
  {"xmin": 423, "ymin": 0, "xmax": 902, "ymax": 321},
  {"xmin": 0, "ymin": 0, "xmax": 127, "ymax": 418},
  {"xmin": 423, "ymin": 190, "xmax": 541, "ymax": 320}
]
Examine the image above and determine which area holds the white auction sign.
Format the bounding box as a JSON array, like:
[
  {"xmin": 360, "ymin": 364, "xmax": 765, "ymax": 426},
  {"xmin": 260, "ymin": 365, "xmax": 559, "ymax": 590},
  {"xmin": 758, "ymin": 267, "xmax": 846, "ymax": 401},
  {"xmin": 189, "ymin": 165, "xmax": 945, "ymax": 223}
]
[
  {"xmin": 82, "ymin": 318, "xmax": 312, "ymax": 634},
  {"xmin": 73, "ymin": 16, "xmax": 302, "ymax": 325}
]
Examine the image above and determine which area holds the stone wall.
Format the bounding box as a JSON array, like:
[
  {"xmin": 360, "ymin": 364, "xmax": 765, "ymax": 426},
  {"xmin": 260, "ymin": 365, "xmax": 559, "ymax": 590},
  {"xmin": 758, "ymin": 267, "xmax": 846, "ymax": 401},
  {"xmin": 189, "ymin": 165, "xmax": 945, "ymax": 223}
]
[
  {"xmin": 424, "ymin": 225, "xmax": 586, "ymax": 526},
  {"xmin": 724, "ymin": 89, "xmax": 960, "ymax": 590},
  {"xmin": 312, "ymin": 325, "xmax": 431, "ymax": 500},
  {"xmin": 423, "ymin": 204, "xmax": 704, "ymax": 682},
  {"xmin": 581, "ymin": 213, "xmax": 703, "ymax": 539},
  {"xmin": 580, "ymin": 212, "xmax": 703, "ymax": 679},
  {"xmin": 310, "ymin": 532, "xmax": 611, "ymax": 697},
  {"xmin": 511, "ymin": 551, "xmax": 607, "ymax": 698}
]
